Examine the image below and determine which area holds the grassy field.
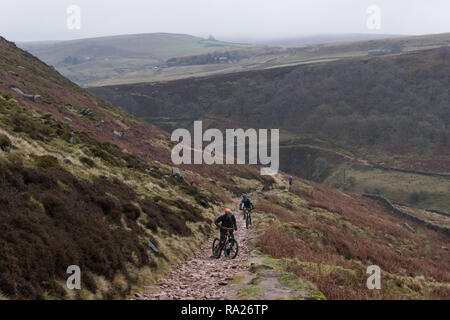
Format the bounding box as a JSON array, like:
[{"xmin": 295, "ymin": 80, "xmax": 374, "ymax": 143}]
[
  {"xmin": 326, "ymin": 164, "xmax": 450, "ymax": 212},
  {"xmin": 395, "ymin": 205, "xmax": 450, "ymax": 229}
]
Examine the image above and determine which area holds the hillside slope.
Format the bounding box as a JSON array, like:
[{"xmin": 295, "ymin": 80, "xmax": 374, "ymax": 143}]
[
  {"xmin": 91, "ymin": 47, "xmax": 450, "ymax": 212},
  {"xmin": 0, "ymin": 36, "xmax": 273, "ymax": 299}
]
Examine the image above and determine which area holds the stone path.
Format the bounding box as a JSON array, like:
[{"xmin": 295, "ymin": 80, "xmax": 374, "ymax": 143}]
[
  {"xmin": 133, "ymin": 176, "xmax": 306, "ymax": 300},
  {"xmin": 134, "ymin": 203, "xmax": 255, "ymax": 300}
]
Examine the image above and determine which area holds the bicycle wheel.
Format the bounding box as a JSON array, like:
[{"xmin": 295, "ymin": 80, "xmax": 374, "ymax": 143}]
[
  {"xmin": 227, "ymin": 239, "xmax": 239, "ymax": 259},
  {"xmin": 212, "ymin": 238, "xmax": 221, "ymax": 259},
  {"xmin": 246, "ymin": 213, "xmax": 250, "ymax": 229}
]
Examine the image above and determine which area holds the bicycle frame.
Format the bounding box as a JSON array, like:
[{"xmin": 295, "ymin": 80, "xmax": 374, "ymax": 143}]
[
  {"xmin": 219, "ymin": 227, "xmax": 234, "ymax": 250},
  {"xmin": 213, "ymin": 227, "xmax": 238, "ymax": 259},
  {"xmin": 244, "ymin": 208, "xmax": 252, "ymax": 221}
]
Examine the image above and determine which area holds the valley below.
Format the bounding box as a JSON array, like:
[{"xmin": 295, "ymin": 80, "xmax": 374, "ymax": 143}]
[{"xmin": 91, "ymin": 45, "xmax": 450, "ymax": 214}]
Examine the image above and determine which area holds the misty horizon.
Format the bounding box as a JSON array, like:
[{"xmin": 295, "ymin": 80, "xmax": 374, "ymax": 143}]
[
  {"xmin": 14, "ymin": 32, "xmax": 414, "ymax": 46},
  {"xmin": 2, "ymin": 0, "xmax": 450, "ymax": 42}
]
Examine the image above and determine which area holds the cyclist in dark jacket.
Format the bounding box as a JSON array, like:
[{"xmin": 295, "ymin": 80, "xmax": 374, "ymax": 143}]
[
  {"xmin": 239, "ymin": 193, "xmax": 254, "ymax": 220},
  {"xmin": 215, "ymin": 208, "xmax": 237, "ymax": 246}
]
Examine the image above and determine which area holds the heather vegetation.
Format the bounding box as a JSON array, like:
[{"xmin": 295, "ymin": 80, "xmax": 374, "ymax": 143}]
[
  {"xmin": 0, "ymin": 94, "xmax": 223, "ymax": 298},
  {"xmin": 254, "ymin": 176, "xmax": 450, "ymax": 299},
  {"xmin": 0, "ymin": 35, "xmax": 287, "ymax": 299},
  {"xmin": 0, "ymin": 37, "xmax": 243, "ymax": 299}
]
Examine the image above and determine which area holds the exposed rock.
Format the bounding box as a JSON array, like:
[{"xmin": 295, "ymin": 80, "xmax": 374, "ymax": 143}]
[
  {"xmin": 154, "ymin": 160, "xmax": 161, "ymax": 166},
  {"xmin": 172, "ymin": 167, "xmax": 182, "ymax": 177},
  {"xmin": 147, "ymin": 240, "xmax": 160, "ymax": 254},
  {"xmin": 11, "ymin": 87, "xmax": 41, "ymax": 102},
  {"xmin": 403, "ymin": 222, "xmax": 416, "ymax": 233},
  {"xmin": 113, "ymin": 130, "xmax": 123, "ymax": 137},
  {"xmin": 80, "ymin": 108, "xmax": 94, "ymax": 117}
]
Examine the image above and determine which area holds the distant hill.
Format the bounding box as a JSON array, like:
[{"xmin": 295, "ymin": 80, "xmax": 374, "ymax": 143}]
[
  {"xmin": 221, "ymin": 33, "xmax": 405, "ymax": 46},
  {"xmin": 19, "ymin": 33, "xmax": 249, "ymax": 65},
  {"xmin": 19, "ymin": 32, "xmax": 450, "ymax": 86},
  {"xmin": 18, "ymin": 33, "xmax": 250, "ymax": 86},
  {"xmin": 91, "ymin": 47, "xmax": 450, "ymax": 212}
]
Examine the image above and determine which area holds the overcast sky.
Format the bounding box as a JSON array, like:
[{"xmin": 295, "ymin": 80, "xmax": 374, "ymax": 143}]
[{"xmin": 2, "ymin": 0, "xmax": 450, "ymax": 42}]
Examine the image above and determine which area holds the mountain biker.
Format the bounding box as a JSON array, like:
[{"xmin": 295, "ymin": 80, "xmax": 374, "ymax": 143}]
[
  {"xmin": 288, "ymin": 176, "xmax": 293, "ymax": 186},
  {"xmin": 214, "ymin": 208, "xmax": 237, "ymax": 248},
  {"xmin": 239, "ymin": 193, "xmax": 254, "ymax": 220}
]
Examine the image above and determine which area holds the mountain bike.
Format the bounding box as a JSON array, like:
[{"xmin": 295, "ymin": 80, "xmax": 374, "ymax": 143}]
[
  {"xmin": 212, "ymin": 227, "xmax": 239, "ymax": 259},
  {"xmin": 244, "ymin": 208, "xmax": 252, "ymax": 229}
]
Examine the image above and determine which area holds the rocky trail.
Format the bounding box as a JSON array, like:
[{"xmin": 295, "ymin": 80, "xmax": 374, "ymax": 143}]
[
  {"xmin": 134, "ymin": 200, "xmax": 257, "ymax": 300},
  {"xmin": 133, "ymin": 177, "xmax": 308, "ymax": 300}
]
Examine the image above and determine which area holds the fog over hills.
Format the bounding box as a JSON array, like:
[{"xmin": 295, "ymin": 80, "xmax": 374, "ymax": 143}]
[{"xmin": 219, "ymin": 33, "xmax": 406, "ymax": 46}]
